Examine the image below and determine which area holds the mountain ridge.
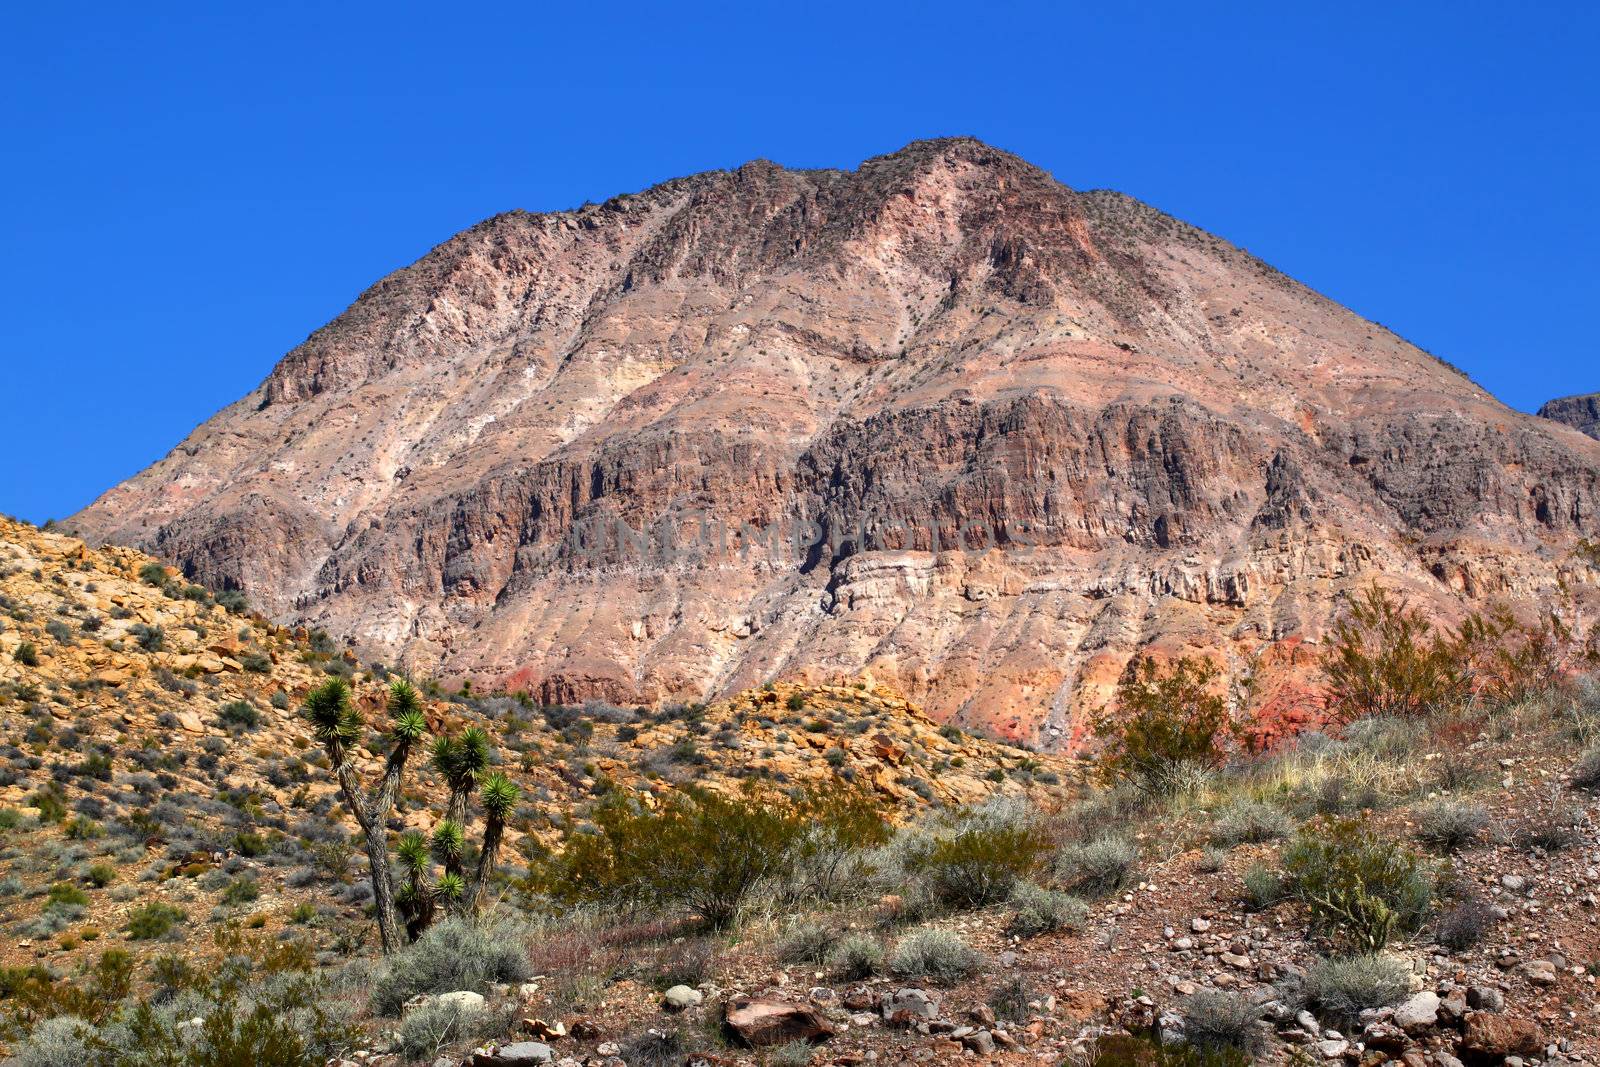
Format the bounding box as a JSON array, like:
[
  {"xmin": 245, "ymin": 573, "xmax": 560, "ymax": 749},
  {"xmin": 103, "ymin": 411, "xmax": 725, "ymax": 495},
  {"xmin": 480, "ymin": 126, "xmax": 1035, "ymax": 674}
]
[{"xmin": 69, "ymin": 139, "xmax": 1600, "ymax": 747}]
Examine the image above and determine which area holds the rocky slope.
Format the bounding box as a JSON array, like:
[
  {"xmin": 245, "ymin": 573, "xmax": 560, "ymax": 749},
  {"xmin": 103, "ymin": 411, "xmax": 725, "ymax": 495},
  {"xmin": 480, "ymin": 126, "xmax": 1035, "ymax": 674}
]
[
  {"xmin": 1539, "ymin": 393, "xmax": 1600, "ymax": 440},
  {"xmin": 68, "ymin": 138, "xmax": 1600, "ymax": 747},
  {"xmin": 0, "ymin": 516, "xmax": 1072, "ymax": 984}
]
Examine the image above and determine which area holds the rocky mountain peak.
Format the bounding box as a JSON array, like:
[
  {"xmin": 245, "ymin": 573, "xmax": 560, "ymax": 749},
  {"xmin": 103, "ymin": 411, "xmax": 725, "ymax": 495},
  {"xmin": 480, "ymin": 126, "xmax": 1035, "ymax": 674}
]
[
  {"xmin": 68, "ymin": 142, "xmax": 1600, "ymax": 748},
  {"xmin": 1538, "ymin": 392, "xmax": 1600, "ymax": 440}
]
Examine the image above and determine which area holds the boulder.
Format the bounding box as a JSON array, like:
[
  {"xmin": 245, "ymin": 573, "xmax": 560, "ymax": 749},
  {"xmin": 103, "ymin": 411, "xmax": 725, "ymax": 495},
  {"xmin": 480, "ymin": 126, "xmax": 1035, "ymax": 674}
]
[
  {"xmin": 1461, "ymin": 1013, "xmax": 1543, "ymax": 1059},
  {"xmin": 881, "ymin": 987, "xmax": 941, "ymax": 1027},
  {"xmin": 724, "ymin": 997, "xmax": 835, "ymax": 1047},
  {"xmin": 1393, "ymin": 991, "xmax": 1440, "ymax": 1032},
  {"xmin": 470, "ymin": 1042, "xmax": 553, "ymax": 1066},
  {"xmin": 438, "ymin": 990, "xmax": 486, "ymax": 1013},
  {"xmin": 662, "ymin": 984, "xmax": 703, "ymax": 1011}
]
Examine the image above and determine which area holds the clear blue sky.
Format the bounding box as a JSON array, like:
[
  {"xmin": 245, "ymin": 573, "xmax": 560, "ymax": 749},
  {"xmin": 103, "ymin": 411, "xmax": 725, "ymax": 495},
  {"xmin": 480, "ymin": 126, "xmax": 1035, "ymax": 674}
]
[{"xmin": 3, "ymin": 2, "xmax": 1596, "ymax": 525}]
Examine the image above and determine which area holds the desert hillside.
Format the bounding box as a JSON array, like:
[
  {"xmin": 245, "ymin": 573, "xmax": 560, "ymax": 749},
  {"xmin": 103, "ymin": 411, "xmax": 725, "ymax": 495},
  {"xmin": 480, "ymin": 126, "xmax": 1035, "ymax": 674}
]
[
  {"xmin": 3, "ymin": 515, "xmax": 1600, "ymax": 1067},
  {"xmin": 67, "ymin": 139, "xmax": 1600, "ymax": 747}
]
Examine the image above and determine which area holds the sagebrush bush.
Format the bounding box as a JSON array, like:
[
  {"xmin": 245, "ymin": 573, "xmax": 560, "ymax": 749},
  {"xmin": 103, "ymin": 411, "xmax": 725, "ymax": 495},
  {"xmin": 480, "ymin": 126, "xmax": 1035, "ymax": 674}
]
[
  {"xmin": 1282, "ymin": 817, "xmax": 1432, "ymax": 954},
  {"xmin": 1097, "ymin": 658, "xmax": 1236, "ymax": 795},
  {"xmin": 1210, "ymin": 800, "xmax": 1293, "ymax": 846},
  {"xmin": 776, "ymin": 920, "xmax": 840, "ymax": 965},
  {"xmin": 1414, "ymin": 800, "xmax": 1488, "ymax": 854},
  {"xmin": 9, "ymin": 1015, "xmax": 91, "ymax": 1067},
  {"xmin": 1182, "ymin": 989, "xmax": 1262, "ymax": 1053},
  {"xmin": 1007, "ymin": 882, "xmax": 1088, "ymax": 937},
  {"xmin": 1435, "ymin": 897, "xmax": 1495, "ymax": 951},
  {"xmin": 827, "ymin": 933, "xmax": 884, "ymax": 979},
  {"xmin": 1305, "ymin": 954, "xmax": 1410, "ymax": 1020},
  {"xmin": 1056, "ymin": 836, "xmax": 1139, "ymax": 898},
  {"xmin": 1241, "ymin": 863, "xmax": 1286, "ymax": 911},
  {"xmin": 1572, "ymin": 747, "xmax": 1600, "ymax": 790},
  {"xmin": 889, "ymin": 929, "xmax": 983, "ymax": 983},
  {"xmin": 126, "ymin": 902, "xmax": 185, "ymax": 940},
  {"xmin": 369, "ymin": 915, "xmax": 533, "ymax": 1016},
  {"xmin": 397, "ymin": 995, "xmax": 507, "ymax": 1061}
]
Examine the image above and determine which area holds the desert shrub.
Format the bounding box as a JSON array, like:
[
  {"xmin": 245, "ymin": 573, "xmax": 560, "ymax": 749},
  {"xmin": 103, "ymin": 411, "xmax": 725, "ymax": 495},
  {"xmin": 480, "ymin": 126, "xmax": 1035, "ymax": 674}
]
[
  {"xmin": 1210, "ymin": 800, "xmax": 1293, "ymax": 846},
  {"xmin": 1241, "ymin": 863, "xmax": 1287, "ymax": 911},
  {"xmin": 218, "ymin": 701, "xmax": 260, "ymax": 732},
  {"xmin": 786, "ymin": 784, "xmax": 891, "ymax": 902},
  {"xmin": 907, "ymin": 802, "xmax": 1054, "ymax": 908},
  {"xmin": 888, "ymin": 929, "xmax": 983, "ymax": 984},
  {"xmin": 645, "ymin": 937, "xmax": 717, "ymax": 991},
  {"xmin": 1305, "ymin": 954, "xmax": 1410, "ymax": 1021},
  {"xmin": 138, "ymin": 563, "xmax": 169, "ymax": 587},
  {"xmin": 1097, "ymin": 658, "xmax": 1236, "ymax": 795},
  {"xmin": 1007, "ymin": 882, "xmax": 1088, "ymax": 937},
  {"xmin": 86, "ymin": 863, "xmax": 116, "ymax": 888},
  {"xmin": 369, "ymin": 914, "xmax": 532, "ymax": 1015},
  {"xmin": 127, "ymin": 902, "xmax": 186, "ymax": 940},
  {"xmin": 768, "ymin": 1041, "xmax": 813, "ymax": 1067},
  {"xmin": 1056, "ymin": 835, "xmax": 1139, "ymax": 898},
  {"xmin": 1086, "ymin": 1033, "xmax": 1251, "ymax": 1067},
  {"xmin": 622, "ymin": 1027, "xmax": 688, "ymax": 1067},
  {"xmin": 45, "ymin": 620, "xmax": 73, "ymax": 645},
  {"xmin": 1182, "ymin": 989, "xmax": 1262, "ymax": 1054},
  {"xmin": 827, "ymin": 933, "xmax": 884, "ymax": 979},
  {"xmin": 215, "ymin": 589, "xmax": 249, "ymax": 615},
  {"xmin": 8, "ymin": 1015, "xmax": 92, "ymax": 1067},
  {"xmin": 987, "ymin": 974, "xmax": 1035, "ymax": 1023},
  {"xmin": 776, "ymin": 920, "xmax": 839, "ymax": 965},
  {"xmin": 396, "ymin": 994, "xmax": 504, "ymax": 1061},
  {"xmin": 129, "ymin": 624, "xmax": 164, "ymax": 652},
  {"xmin": 1323, "ymin": 587, "xmax": 1473, "ymax": 720},
  {"xmin": 1515, "ymin": 806, "xmax": 1581, "ymax": 852},
  {"xmin": 1414, "ymin": 800, "xmax": 1488, "ymax": 854},
  {"xmin": 1281, "ymin": 817, "xmax": 1432, "ymax": 954},
  {"xmin": 539, "ymin": 783, "xmax": 862, "ymax": 927},
  {"xmin": 1435, "ymin": 896, "xmax": 1495, "ymax": 951},
  {"xmin": 220, "ymin": 877, "xmax": 260, "ymax": 905},
  {"xmin": 240, "ymin": 652, "xmax": 271, "ymax": 673},
  {"xmin": 1572, "ymin": 747, "xmax": 1600, "ymax": 790},
  {"xmin": 15, "ymin": 642, "xmax": 39, "ymax": 666}
]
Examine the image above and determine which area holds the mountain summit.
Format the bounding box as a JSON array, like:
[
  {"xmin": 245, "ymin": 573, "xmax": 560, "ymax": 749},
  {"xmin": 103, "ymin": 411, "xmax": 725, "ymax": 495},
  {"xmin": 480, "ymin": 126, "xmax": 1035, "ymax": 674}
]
[{"xmin": 70, "ymin": 140, "xmax": 1600, "ymax": 746}]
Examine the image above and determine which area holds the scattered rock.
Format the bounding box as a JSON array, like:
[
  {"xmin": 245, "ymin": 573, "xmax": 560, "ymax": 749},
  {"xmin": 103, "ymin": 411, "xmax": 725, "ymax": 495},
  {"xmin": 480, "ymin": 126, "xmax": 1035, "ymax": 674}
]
[
  {"xmin": 662, "ymin": 985, "xmax": 703, "ymax": 1011},
  {"xmin": 1461, "ymin": 1013, "xmax": 1544, "ymax": 1059},
  {"xmin": 724, "ymin": 997, "xmax": 835, "ymax": 1048}
]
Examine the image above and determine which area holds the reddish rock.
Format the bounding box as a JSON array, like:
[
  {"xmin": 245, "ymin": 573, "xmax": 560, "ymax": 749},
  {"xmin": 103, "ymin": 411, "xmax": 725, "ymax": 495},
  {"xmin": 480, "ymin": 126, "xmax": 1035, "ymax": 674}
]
[
  {"xmin": 1460, "ymin": 1012, "xmax": 1544, "ymax": 1059},
  {"xmin": 724, "ymin": 997, "xmax": 835, "ymax": 1047}
]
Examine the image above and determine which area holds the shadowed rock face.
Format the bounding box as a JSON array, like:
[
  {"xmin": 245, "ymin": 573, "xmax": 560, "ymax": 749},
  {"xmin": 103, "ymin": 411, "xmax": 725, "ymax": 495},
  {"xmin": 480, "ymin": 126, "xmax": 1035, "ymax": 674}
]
[
  {"xmin": 70, "ymin": 138, "xmax": 1600, "ymax": 747},
  {"xmin": 1539, "ymin": 393, "xmax": 1600, "ymax": 440}
]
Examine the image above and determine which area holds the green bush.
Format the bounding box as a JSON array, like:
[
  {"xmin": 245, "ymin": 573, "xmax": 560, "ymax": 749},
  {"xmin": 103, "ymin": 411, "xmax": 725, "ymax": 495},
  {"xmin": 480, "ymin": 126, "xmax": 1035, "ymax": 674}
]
[
  {"xmin": 1056, "ymin": 835, "xmax": 1139, "ymax": 898},
  {"xmin": 1097, "ymin": 658, "xmax": 1236, "ymax": 795},
  {"xmin": 218, "ymin": 701, "xmax": 261, "ymax": 731},
  {"xmin": 1181, "ymin": 989, "xmax": 1262, "ymax": 1054},
  {"xmin": 1087, "ymin": 1033, "xmax": 1251, "ymax": 1067},
  {"xmin": 126, "ymin": 902, "xmax": 186, "ymax": 940},
  {"xmin": 776, "ymin": 920, "xmax": 839, "ymax": 965},
  {"xmin": 1006, "ymin": 882, "xmax": 1088, "ymax": 937},
  {"xmin": 48, "ymin": 882, "xmax": 90, "ymax": 907},
  {"xmin": 910, "ymin": 807, "xmax": 1054, "ymax": 908},
  {"xmin": 1282, "ymin": 817, "xmax": 1432, "ymax": 954},
  {"xmin": 1414, "ymin": 800, "xmax": 1488, "ymax": 854},
  {"xmin": 86, "ymin": 864, "xmax": 117, "ymax": 888},
  {"xmin": 1210, "ymin": 800, "xmax": 1293, "ymax": 846},
  {"xmin": 221, "ymin": 878, "xmax": 260, "ymax": 905},
  {"xmin": 1323, "ymin": 586, "xmax": 1472, "ymax": 720},
  {"xmin": 827, "ymin": 933, "xmax": 884, "ymax": 980},
  {"xmin": 397, "ymin": 994, "xmax": 502, "ymax": 1062},
  {"xmin": 888, "ymin": 929, "xmax": 983, "ymax": 984},
  {"xmin": 1241, "ymin": 863, "xmax": 1286, "ymax": 911},
  {"xmin": 541, "ymin": 783, "xmax": 881, "ymax": 927},
  {"xmin": 15, "ymin": 642, "xmax": 39, "ymax": 666},
  {"xmin": 369, "ymin": 915, "xmax": 533, "ymax": 1016},
  {"xmin": 1305, "ymin": 954, "xmax": 1410, "ymax": 1021}
]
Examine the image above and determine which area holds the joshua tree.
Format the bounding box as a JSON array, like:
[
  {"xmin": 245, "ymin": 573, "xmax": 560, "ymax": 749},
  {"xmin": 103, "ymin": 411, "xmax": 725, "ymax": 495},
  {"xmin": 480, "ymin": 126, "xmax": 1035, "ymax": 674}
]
[
  {"xmin": 303, "ymin": 676, "xmax": 427, "ymax": 956},
  {"xmin": 393, "ymin": 756, "xmax": 520, "ymax": 937},
  {"xmin": 432, "ymin": 727, "xmax": 491, "ymax": 826}
]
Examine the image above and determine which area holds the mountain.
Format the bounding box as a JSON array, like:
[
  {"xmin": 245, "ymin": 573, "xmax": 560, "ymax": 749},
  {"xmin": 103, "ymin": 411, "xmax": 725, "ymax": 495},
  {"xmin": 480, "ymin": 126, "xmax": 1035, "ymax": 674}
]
[
  {"xmin": 1539, "ymin": 392, "xmax": 1600, "ymax": 440},
  {"xmin": 68, "ymin": 138, "xmax": 1600, "ymax": 747}
]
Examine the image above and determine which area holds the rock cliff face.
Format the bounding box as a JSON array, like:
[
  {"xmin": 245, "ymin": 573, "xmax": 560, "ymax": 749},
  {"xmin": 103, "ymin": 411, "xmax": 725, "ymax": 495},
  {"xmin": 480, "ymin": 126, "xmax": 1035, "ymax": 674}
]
[
  {"xmin": 1539, "ymin": 393, "xmax": 1600, "ymax": 440},
  {"xmin": 70, "ymin": 139, "xmax": 1600, "ymax": 747}
]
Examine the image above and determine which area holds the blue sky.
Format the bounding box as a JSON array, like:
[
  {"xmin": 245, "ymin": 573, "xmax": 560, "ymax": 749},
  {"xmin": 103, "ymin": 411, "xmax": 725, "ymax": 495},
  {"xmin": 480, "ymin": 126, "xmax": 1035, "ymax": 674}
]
[{"xmin": 2, "ymin": 2, "xmax": 1596, "ymax": 524}]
